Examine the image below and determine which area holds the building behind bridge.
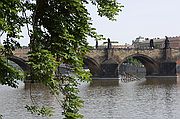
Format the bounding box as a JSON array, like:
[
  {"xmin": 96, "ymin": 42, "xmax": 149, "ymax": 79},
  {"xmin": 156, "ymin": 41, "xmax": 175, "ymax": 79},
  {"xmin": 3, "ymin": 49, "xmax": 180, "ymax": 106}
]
[
  {"xmin": 95, "ymin": 36, "xmax": 180, "ymax": 50},
  {"xmin": 133, "ymin": 36, "xmax": 180, "ymax": 49}
]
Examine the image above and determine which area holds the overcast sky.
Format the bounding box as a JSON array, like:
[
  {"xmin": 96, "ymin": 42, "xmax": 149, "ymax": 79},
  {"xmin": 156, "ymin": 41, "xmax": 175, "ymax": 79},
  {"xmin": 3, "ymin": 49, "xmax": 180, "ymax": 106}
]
[
  {"xmin": 87, "ymin": 0, "xmax": 180, "ymax": 46},
  {"xmin": 1, "ymin": 0, "xmax": 180, "ymax": 46}
]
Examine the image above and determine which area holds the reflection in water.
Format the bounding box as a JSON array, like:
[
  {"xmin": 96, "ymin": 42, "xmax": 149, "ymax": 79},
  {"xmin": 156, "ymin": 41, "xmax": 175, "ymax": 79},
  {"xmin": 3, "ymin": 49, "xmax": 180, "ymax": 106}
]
[
  {"xmin": 145, "ymin": 76, "xmax": 178, "ymax": 85},
  {"xmin": 135, "ymin": 77, "xmax": 178, "ymax": 119},
  {"xmin": 1, "ymin": 76, "xmax": 180, "ymax": 119},
  {"xmin": 80, "ymin": 76, "xmax": 180, "ymax": 119},
  {"xmin": 90, "ymin": 79, "xmax": 120, "ymax": 86}
]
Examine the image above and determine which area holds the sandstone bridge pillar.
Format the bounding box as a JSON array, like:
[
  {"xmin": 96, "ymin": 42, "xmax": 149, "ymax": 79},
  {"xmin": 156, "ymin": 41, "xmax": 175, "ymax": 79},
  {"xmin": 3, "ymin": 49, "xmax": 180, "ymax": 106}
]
[
  {"xmin": 159, "ymin": 48, "xmax": 176, "ymax": 76},
  {"xmin": 158, "ymin": 37, "xmax": 177, "ymax": 76},
  {"xmin": 101, "ymin": 58, "xmax": 119, "ymax": 78}
]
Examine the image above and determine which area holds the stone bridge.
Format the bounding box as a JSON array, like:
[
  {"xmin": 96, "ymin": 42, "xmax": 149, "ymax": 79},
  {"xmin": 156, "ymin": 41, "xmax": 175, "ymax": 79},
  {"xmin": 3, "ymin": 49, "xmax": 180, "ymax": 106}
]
[
  {"xmin": 10, "ymin": 48, "xmax": 30, "ymax": 72},
  {"xmin": 84, "ymin": 48, "xmax": 180, "ymax": 78},
  {"xmin": 7, "ymin": 47, "xmax": 180, "ymax": 78}
]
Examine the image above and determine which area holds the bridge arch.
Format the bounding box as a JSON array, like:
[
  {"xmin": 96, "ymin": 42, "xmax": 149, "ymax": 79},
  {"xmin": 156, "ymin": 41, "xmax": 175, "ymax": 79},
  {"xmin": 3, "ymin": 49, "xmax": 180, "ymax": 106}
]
[
  {"xmin": 83, "ymin": 56, "xmax": 102, "ymax": 77},
  {"xmin": 119, "ymin": 54, "xmax": 159, "ymax": 76},
  {"xmin": 7, "ymin": 56, "xmax": 30, "ymax": 72}
]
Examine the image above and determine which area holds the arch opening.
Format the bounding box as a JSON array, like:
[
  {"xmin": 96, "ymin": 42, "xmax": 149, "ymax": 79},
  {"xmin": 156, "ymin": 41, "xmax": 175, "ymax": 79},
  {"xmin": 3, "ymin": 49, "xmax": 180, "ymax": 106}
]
[
  {"xmin": 119, "ymin": 54, "xmax": 159, "ymax": 77},
  {"xmin": 0, "ymin": 56, "xmax": 29, "ymax": 83},
  {"xmin": 7, "ymin": 60, "xmax": 24, "ymax": 71},
  {"xmin": 7, "ymin": 56, "xmax": 30, "ymax": 72},
  {"xmin": 83, "ymin": 56, "xmax": 101, "ymax": 77}
]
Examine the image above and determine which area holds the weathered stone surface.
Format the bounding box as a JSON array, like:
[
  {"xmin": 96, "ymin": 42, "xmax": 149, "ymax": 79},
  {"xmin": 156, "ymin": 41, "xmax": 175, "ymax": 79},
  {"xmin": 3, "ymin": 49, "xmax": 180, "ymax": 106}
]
[
  {"xmin": 159, "ymin": 62, "xmax": 177, "ymax": 76},
  {"xmin": 12, "ymin": 48, "xmax": 180, "ymax": 78},
  {"xmin": 101, "ymin": 58, "xmax": 119, "ymax": 78}
]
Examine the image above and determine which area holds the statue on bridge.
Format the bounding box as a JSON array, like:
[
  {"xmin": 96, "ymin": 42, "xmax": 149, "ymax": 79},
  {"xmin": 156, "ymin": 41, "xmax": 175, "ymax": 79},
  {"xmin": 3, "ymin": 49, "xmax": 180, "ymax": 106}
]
[
  {"xmin": 107, "ymin": 38, "xmax": 112, "ymax": 49},
  {"xmin": 164, "ymin": 36, "xmax": 170, "ymax": 49},
  {"xmin": 103, "ymin": 38, "xmax": 118, "ymax": 49},
  {"xmin": 95, "ymin": 40, "xmax": 98, "ymax": 49},
  {"xmin": 149, "ymin": 39, "xmax": 154, "ymax": 49}
]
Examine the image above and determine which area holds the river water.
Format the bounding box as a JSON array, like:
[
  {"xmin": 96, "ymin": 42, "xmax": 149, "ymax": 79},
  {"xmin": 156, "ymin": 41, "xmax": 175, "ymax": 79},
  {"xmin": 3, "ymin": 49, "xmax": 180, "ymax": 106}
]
[{"xmin": 1, "ymin": 76, "xmax": 180, "ymax": 119}]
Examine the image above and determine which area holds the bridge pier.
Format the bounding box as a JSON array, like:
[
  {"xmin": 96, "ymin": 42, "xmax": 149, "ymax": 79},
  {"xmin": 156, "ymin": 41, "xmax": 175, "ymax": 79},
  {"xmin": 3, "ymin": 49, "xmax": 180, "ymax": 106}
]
[
  {"xmin": 92, "ymin": 58, "xmax": 119, "ymax": 80},
  {"xmin": 159, "ymin": 61, "xmax": 177, "ymax": 76},
  {"xmin": 157, "ymin": 48, "xmax": 177, "ymax": 76},
  {"xmin": 84, "ymin": 46, "xmax": 180, "ymax": 79}
]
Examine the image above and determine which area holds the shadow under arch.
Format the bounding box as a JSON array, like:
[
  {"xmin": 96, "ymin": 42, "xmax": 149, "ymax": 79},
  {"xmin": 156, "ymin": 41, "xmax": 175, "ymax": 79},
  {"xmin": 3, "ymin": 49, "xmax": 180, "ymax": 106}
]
[
  {"xmin": 7, "ymin": 56, "xmax": 30, "ymax": 72},
  {"xmin": 83, "ymin": 56, "xmax": 102, "ymax": 77},
  {"xmin": 119, "ymin": 54, "xmax": 159, "ymax": 76}
]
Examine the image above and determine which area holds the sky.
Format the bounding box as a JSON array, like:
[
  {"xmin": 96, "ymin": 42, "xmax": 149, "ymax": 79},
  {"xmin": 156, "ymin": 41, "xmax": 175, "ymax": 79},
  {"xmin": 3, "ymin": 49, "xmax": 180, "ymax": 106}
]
[
  {"xmin": 87, "ymin": 0, "xmax": 180, "ymax": 46},
  {"xmin": 1, "ymin": 0, "xmax": 180, "ymax": 46}
]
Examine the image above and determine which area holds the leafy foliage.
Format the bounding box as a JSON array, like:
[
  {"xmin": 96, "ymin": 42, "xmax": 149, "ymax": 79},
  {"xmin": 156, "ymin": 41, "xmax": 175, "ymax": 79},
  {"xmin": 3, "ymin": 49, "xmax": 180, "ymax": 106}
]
[
  {"xmin": 0, "ymin": 0, "xmax": 26, "ymax": 88},
  {"xmin": 0, "ymin": 0, "xmax": 123, "ymax": 118},
  {"xmin": 127, "ymin": 57, "xmax": 143, "ymax": 67},
  {"xmin": 0, "ymin": 0, "xmax": 26, "ymax": 53},
  {"xmin": 91, "ymin": 0, "xmax": 123, "ymax": 20},
  {"xmin": 0, "ymin": 57, "xmax": 24, "ymax": 88},
  {"xmin": 25, "ymin": 105, "xmax": 54, "ymax": 117}
]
